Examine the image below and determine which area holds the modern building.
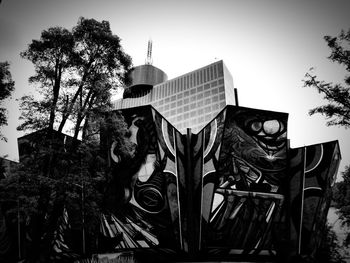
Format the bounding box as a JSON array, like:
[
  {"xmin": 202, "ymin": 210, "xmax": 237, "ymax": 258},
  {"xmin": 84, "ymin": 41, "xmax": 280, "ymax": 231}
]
[{"xmin": 112, "ymin": 60, "xmax": 236, "ymax": 133}]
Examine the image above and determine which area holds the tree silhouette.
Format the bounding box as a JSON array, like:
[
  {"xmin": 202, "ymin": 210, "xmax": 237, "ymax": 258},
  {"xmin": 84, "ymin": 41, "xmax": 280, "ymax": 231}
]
[
  {"xmin": 303, "ymin": 29, "xmax": 350, "ymax": 128},
  {"xmin": 0, "ymin": 61, "xmax": 15, "ymax": 141},
  {"xmin": 19, "ymin": 17, "xmax": 132, "ymax": 141}
]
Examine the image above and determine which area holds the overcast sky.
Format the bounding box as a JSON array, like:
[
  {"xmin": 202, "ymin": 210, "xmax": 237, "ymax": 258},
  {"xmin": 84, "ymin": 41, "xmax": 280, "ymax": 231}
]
[{"xmin": 0, "ymin": 0, "xmax": 349, "ymax": 180}]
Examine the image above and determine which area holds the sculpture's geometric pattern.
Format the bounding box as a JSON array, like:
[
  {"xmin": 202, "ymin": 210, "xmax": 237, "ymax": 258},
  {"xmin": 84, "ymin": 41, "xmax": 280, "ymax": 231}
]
[
  {"xmin": 102, "ymin": 106, "xmax": 182, "ymax": 251},
  {"xmin": 3, "ymin": 105, "xmax": 340, "ymax": 262},
  {"xmin": 198, "ymin": 107, "xmax": 288, "ymax": 256},
  {"xmin": 289, "ymin": 141, "xmax": 340, "ymax": 257},
  {"xmin": 101, "ymin": 105, "xmax": 321, "ymax": 261}
]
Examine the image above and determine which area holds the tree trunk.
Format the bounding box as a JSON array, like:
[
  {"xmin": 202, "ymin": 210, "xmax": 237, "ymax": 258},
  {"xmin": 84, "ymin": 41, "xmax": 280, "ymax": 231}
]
[{"xmin": 58, "ymin": 59, "xmax": 94, "ymax": 133}]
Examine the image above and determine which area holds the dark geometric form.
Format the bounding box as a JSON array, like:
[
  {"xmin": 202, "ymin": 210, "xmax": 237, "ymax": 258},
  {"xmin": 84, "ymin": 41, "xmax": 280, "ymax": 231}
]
[
  {"xmin": 289, "ymin": 141, "xmax": 341, "ymax": 259},
  {"xmin": 101, "ymin": 105, "xmax": 333, "ymax": 262},
  {"xmin": 12, "ymin": 105, "xmax": 340, "ymax": 262}
]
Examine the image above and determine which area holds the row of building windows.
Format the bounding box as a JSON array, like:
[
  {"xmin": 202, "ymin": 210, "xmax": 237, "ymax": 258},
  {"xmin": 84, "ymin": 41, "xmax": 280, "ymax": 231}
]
[
  {"xmin": 152, "ymin": 63, "xmax": 224, "ymax": 100},
  {"xmin": 162, "ymin": 101, "xmax": 226, "ymax": 131},
  {"xmin": 154, "ymin": 92, "xmax": 225, "ymax": 116},
  {"xmin": 173, "ymin": 111, "xmax": 220, "ymax": 133},
  {"xmin": 153, "ymin": 84, "xmax": 225, "ymax": 108}
]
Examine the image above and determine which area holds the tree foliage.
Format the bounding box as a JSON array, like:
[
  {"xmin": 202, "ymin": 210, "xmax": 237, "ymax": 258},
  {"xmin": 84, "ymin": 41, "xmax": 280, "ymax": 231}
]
[
  {"xmin": 0, "ymin": 61, "xmax": 15, "ymax": 141},
  {"xmin": 313, "ymin": 224, "xmax": 346, "ymax": 263},
  {"xmin": 303, "ymin": 29, "xmax": 350, "ymax": 128},
  {"xmin": 332, "ymin": 166, "xmax": 350, "ymax": 247},
  {"xmin": 19, "ymin": 17, "xmax": 132, "ymax": 140},
  {"xmin": 0, "ymin": 17, "xmax": 135, "ymax": 261},
  {"xmin": 304, "ymin": 28, "xmax": 350, "ymax": 262},
  {"xmin": 0, "ymin": 114, "xmax": 133, "ymax": 261}
]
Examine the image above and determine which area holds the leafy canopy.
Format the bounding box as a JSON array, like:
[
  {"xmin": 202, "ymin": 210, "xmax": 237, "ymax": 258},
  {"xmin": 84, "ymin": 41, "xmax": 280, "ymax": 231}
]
[
  {"xmin": 18, "ymin": 17, "xmax": 132, "ymax": 141},
  {"xmin": 0, "ymin": 61, "xmax": 15, "ymax": 141},
  {"xmin": 303, "ymin": 29, "xmax": 350, "ymax": 128}
]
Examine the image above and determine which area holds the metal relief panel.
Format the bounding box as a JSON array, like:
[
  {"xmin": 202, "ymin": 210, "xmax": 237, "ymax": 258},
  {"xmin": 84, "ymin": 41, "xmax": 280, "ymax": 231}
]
[
  {"xmin": 300, "ymin": 141, "xmax": 341, "ymax": 256},
  {"xmin": 198, "ymin": 108, "xmax": 226, "ymax": 250},
  {"xmin": 101, "ymin": 106, "xmax": 181, "ymax": 251},
  {"xmin": 289, "ymin": 147, "xmax": 305, "ymax": 256},
  {"xmin": 202, "ymin": 106, "xmax": 288, "ymax": 257}
]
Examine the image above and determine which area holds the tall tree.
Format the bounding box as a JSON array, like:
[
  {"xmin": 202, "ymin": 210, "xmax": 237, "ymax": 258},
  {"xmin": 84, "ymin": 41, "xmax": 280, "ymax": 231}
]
[
  {"xmin": 60, "ymin": 17, "xmax": 132, "ymax": 140},
  {"xmin": 19, "ymin": 27, "xmax": 74, "ymax": 132},
  {"xmin": 13, "ymin": 17, "xmax": 134, "ymax": 261},
  {"xmin": 304, "ymin": 29, "xmax": 350, "ymax": 260},
  {"xmin": 303, "ymin": 29, "xmax": 350, "ymax": 127},
  {"xmin": 18, "ymin": 17, "xmax": 132, "ymax": 141},
  {"xmin": 332, "ymin": 166, "xmax": 350, "ymax": 247},
  {"xmin": 0, "ymin": 61, "xmax": 15, "ymax": 141}
]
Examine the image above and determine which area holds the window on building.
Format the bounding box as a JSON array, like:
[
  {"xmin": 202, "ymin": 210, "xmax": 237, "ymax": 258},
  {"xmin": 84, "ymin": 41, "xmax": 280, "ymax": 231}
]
[
  {"xmin": 212, "ymin": 103, "xmax": 220, "ymax": 110},
  {"xmin": 210, "ymin": 80, "xmax": 217, "ymax": 87},
  {"xmin": 211, "ymin": 88, "xmax": 218, "ymax": 95},
  {"xmin": 218, "ymin": 63, "xmax": 223, "ymax": 77},
  {"xmin": 212, "ymin": 96, "xmax": 219, "ymax": 102}
]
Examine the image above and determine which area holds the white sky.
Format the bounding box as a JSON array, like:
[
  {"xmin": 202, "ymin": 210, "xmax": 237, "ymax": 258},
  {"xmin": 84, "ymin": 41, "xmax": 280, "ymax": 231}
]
[{"xmin": 0, "ymin": 0, "xmax": 349, "ymax": 180}]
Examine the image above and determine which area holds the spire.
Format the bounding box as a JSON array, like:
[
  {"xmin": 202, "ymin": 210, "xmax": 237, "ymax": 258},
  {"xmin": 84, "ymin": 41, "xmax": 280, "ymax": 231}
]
[{"xmin": 145, "ymin": 39, "xmax": 153, "ymax": 65}]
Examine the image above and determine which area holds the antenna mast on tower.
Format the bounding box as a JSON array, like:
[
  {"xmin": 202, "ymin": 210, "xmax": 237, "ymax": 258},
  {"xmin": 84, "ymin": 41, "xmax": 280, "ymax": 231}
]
[{"xmin": 145, "ymin": 39, "xmax": 153, "ymax": 65}]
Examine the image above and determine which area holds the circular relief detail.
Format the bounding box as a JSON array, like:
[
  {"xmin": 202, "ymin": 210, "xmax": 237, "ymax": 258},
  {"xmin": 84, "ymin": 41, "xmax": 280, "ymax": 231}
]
[{"xmin": 135, "ymin": 186, "xmax": 165, "ymax": 213}]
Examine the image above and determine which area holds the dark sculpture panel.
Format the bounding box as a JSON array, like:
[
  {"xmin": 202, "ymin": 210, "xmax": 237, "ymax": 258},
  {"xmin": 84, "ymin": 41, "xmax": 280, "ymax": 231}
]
[
  {"xmin": 198, "ymin": 106, "xmax": 289, "ymax": 257},
  {"xmin": 289, "ymin": 141, "xmax": 341, "ymax": 257},
  {"xmin": 88, "ymin": 105, "xmax": 340, "ymax": 261},
  {"xmin": 101, "ymin": 106, "xmax": 183, "ymax": 251}
]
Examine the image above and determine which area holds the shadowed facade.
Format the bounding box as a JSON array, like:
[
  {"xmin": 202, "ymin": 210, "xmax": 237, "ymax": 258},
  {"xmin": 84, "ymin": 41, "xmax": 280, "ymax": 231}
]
[{"xmin": 96, "ymin": 104, "xmax": 340, "ymax": 262}]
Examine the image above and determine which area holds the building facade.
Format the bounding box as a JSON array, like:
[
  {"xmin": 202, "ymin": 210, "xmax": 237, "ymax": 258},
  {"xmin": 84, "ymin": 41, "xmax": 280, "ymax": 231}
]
[{"xmin": 113, "ymin": 60, "xmax": 236, "ymax": 133}]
